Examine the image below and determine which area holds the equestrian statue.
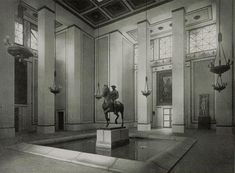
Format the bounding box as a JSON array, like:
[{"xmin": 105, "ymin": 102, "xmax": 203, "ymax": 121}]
[{"xmin": 101, "ymin": 85, "xmax": 124, "ymax": 127}]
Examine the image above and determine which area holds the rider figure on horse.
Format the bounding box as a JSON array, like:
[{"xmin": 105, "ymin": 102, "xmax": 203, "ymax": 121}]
[{"xmin": 110, "ymin": 85, "xmax": 119, "ymax": 113}]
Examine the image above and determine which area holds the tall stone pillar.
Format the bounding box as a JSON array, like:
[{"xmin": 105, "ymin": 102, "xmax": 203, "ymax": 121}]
[
  {"xmin": 215, "ymin": 0, "xmax": 233, "ymax": 134},
  {"xmin": 0, "ymin": 0, "xmax": 16, "ymax": 138},
  {"xmin": 172, "ymin": 7, "xmax": 185, "ymax": 133},
  {"xmin": 65, "ymin": 26, "xmax": 82, "ymax": 131},
  {"xmin": 137, "ymin": 20, "xmax": 151, "ymax": 131},
  {"xmin": 37, "ymin": 6, "xmax": 55, "ymax": 133}
]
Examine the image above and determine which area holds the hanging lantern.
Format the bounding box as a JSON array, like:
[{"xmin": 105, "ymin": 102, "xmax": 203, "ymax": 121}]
[
  {"xmin": 49, "ymin": 71, "xmax": 61, "ymax": 95},
  {"xmin": 141, "ymin": 0, "xmax": 152, "ymax": 97},
  {"xmin": 208, "ymin": 0, "xmax": 233, "ymax": 92},
  {"xmin": 209, "ymin": 33, "xmax": 232, "ymax": 76},
  {"xmin": 4, "ymin": 35, "xmax": 34, "ymax": 62},
  {"xmin": 94, "ymin": 4, "xmax": 103, "ymax": 100},
  {"xmin": 141, "ymin": 76, "xmax": 152, "ymax": 97},
  {"xmin": 49, "ymin": 4, "xmax": 62, "ymax": 95},
  {"xmin": 212, "ymin": 75, "xmax": 227, "ymax": 92},
  {"xmin": 95, "ymin": 82, "xmax": 102, "ymax": 99}
]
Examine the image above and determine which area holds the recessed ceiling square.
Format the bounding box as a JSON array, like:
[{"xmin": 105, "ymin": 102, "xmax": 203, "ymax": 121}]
[
  {"xmin": 102, "ymin": 0, "xmax": 131, "ymax": 18},
  {"xmin": 126, "ymin": 0, "xmax": 156, "ymax": 10},
  {"xmin": 92, "ymin": 0, "xmax": 112, "ymax": 5},
  {"xmin": 83, "ymin": 8, "xmax": 109, "ymax": 25},
  {"xmin": 63, "ymin": 0, "xmax": 95, "ymax": 13}
]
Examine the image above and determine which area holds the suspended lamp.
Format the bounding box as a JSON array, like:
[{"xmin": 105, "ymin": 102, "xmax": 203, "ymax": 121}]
[
  {"xmin": 94, "ymin": 6, "xmax": 102, "ymax": 100},
  {"xmin": 141, "ymin": 0, "xmax": 152, "ymax": 97},
  {"xmin": 49, "ymin": 3, "xmax": 61, "ymax": 95},
  {"xmin": 49, "ymin": 71, "xmax": 61, "ymax": 95},
  {"xmin": 141, "ymin": 76, "xmax": 151, "ymax": 97},
  {"xmin": 5, "ymin": 40, "xmax": 34, "ymax": 62},
  {"xmin": 4, "ymin": 0, "xmax": 34, "ymax": 62},
  {"xmin": 208, "ymin": 0, "xmax": 233, "ymax": 92}
]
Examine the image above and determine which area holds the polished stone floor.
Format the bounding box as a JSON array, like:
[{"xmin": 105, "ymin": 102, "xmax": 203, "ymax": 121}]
[
  {"xmin": 0, "ymin": 129, "xmax": 234, "ymax": 173},
  {"xmin": 170, "ymin": 130, "xmax": 235, "ymax": 173}
]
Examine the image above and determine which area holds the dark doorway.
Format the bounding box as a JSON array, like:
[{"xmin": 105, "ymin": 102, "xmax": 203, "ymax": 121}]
[
  {"xmin": 15, "ymin": 108, "xmax": 19, "ymax": 132},
  {"xmin": 58, "ymin": 112, "xmax": 64, "ymax": 131}
]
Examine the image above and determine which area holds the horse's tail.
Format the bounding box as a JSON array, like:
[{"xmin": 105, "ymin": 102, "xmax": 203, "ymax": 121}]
[
  {"xmin": 121, "ymin": 103, "xmax": 124, "ymax": 113},
  {"xmin": 118, "ymin": 101, "xmax": 124, "ymax": 114}
]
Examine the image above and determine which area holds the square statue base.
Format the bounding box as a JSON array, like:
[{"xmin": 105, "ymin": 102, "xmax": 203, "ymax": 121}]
[{"xmin": 96, "ymin": 127, "xmax": 129, "ymax": 149}]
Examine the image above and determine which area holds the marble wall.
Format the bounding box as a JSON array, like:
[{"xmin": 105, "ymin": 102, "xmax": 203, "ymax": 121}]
[
  {"xmin": 55, "ymin": 26, "xmax": 95, "ymax": 131},
  {"xmin": 95, "ymin": 35, "xmax": 109, "ymax": 123},
  {"xmin": 0, "ymin": 0, "xmax": 16, "ymax": 138},
  {"xmin": 95, "ymin": 31, "xmax": 135, "ymax": 126}
]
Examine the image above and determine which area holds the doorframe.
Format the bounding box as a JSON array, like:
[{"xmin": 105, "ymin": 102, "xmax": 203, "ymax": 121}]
[
  {"xmin": 163, "ymin": 107, "xmax": 172, "ymax": 128},
  {"xmin": 152, "ymin": 64, "xmax": 172, "ymax": 128}
]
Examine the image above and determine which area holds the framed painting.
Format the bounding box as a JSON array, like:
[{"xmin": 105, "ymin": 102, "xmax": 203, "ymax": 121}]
[{"xmin": 157, "ymin": 70, "xmax": 172, "ymax": 105}]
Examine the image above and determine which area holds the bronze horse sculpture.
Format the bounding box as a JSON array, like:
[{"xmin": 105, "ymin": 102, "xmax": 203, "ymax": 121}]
[{"xmin": 101, "ymin": 85, "xmax": 124, "ymax": 127}]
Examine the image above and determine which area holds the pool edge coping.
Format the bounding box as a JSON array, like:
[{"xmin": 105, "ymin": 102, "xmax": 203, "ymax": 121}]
[{"xmin": 8, "ymin": 133, "xmax": 197, "ymax": 173}]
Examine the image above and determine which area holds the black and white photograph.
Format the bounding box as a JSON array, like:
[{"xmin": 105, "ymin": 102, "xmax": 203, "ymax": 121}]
[{"xmin": 0, "ymin": 0, "xmax": 235, "ymax": 173}]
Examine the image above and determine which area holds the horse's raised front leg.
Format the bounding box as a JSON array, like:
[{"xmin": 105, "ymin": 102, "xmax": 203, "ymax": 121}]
[
  {"xmin": 105, "ymin": 113, "xmax": 110, "ymax": 127},
  {"xmin": 114, "ymin": 112, "xmax": 119, "ymax": 124}
]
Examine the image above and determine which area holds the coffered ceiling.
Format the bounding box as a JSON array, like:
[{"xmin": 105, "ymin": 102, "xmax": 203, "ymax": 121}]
[{"xmin": 56, "ymin": 0, "xmax": 173, "ymax": 28}]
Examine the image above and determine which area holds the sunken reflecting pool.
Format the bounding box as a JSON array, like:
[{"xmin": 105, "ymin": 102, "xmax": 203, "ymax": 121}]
[{"xmin": 47, "ymin": 138, "xmax": 179, "ymax": 161}]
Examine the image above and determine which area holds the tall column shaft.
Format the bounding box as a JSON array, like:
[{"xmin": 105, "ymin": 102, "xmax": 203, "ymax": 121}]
[
  {"xmin": 137, "ymin": 20, "xmax": 151, "ymax": 131},
  {"xmin": 66, "ymin": 26, "xmax": 82, "ymax": 130},
  {"xmin": 0, "ymin": 0, "xmax": 16, "ymax": 138},
  {"xmin": 172, "ymin": 7, "xmax": 185, "ymax": 133},
  {"xmin": 37, "ymin": 7, "xmax": 55, "ymax": 133}
]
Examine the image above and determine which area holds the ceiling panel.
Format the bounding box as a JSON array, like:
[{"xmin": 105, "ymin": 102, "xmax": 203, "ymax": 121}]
[
  {"xmin": 92, "ymin": 0, "xmax": 112, "ymax": 6},
  {"xmin": 83, "ymin": 8, "xmax": 110, "ymax": 25},
  {"xmin": 57, "ymin": 0, "xmax": 173, "ymax": 28},
  {"xmin": 102, "ymin": 0, "xmax": 130, "ymax": 18},
  {"xmin": 63, "ymin": 0, "xmax": 95, "ymax": 13},
  {"xmin": 126, "ymin": 0, "xmax": 156, "ymax": 10}
]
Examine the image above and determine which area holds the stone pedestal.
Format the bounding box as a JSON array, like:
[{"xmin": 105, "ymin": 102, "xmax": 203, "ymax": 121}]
[
  {"xmin": 96, "ymin": 127, "xmax": 129, "ymax": 149},
  {"xmin": 198, "ymin": 116, "xmax": 211, "ymax": 129}
]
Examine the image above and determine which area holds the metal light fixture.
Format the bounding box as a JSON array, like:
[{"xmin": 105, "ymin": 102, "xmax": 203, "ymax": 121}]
[
  {"xmin": 49, "ymin": 71, "xmax": 61, "ymax": 95},
  {"xmin": 49, "ymin": 3, "xmax": 61, "ymax": 95},
  {"xmin": 94, "ymin": 3, "xmax": 103, "ymax": 100},
  {"xmin": 4, "ymin": 35, "xmax": 34, "ymax": 62},
  {"xmin": 4, "ymin": 0, "xmax": 34, "ymax": 62},
  {"xmin": 141, "ymin": 0, "xmax": 152, "ymax": 97},
  {"xmin": 141, "ymin": 76, "xmax": 151, "ymax": 97},
  {"xmin": 208, "ymin": 0, "xmax": 233, "ymax": 92}
]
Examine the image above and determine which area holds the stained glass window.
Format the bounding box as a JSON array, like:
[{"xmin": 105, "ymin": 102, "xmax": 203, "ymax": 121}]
[
  {"xmin": 189, "ymin": 24, "xmax": 216, "ymax": 53},
  {"xmin": 159, "ymin": 36, "xmax": 172, "ymax": 59},
  {"xmin": 30, "ymin": 26, "xmax": 38, "ymax": 50},
  {"xmin": 15, "ymin": 22, "xmax": 23, "ymax": 45}
]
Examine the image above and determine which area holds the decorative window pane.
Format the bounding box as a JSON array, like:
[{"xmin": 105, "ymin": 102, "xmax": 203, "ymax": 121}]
[
  {"xmin": 134, "ymin": 44, "xmax": 138, "ymax": 65},
  {"xmin": 15, "ymin": 22, "xmax": 23, "ymax": 45},
  {"xmin": 31, "ymin": 28, "xmax": 38, "ymax": 50},
  {"xmin": 150, "ymin": 40, "xmax": 154, "ymax": 61},
  {"xmin": 189, "ymin": 24, "xmax": 216, "ymax": 53},
  {"xmin": 159, "ymin": 36, "xmax": 172, "ymax": 59}
]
